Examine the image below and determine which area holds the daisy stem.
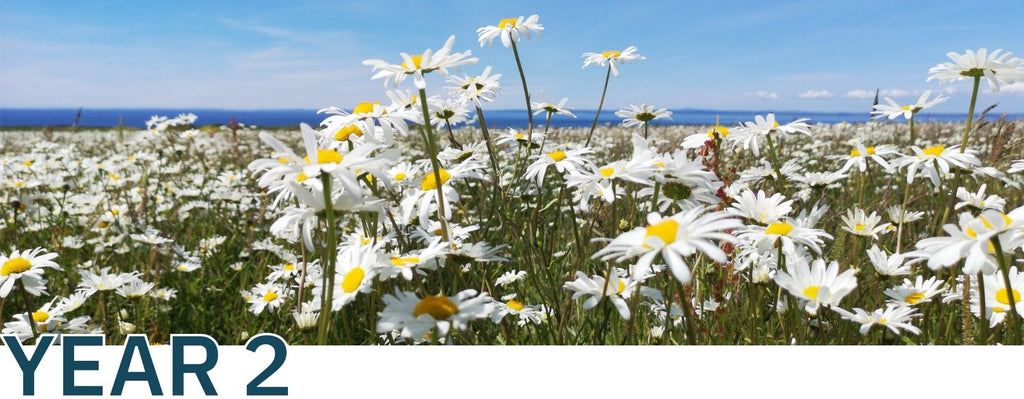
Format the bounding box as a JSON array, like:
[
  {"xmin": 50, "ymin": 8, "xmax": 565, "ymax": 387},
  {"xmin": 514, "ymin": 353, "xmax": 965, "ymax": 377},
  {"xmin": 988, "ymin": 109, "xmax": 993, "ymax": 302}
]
[
  {"xmin": 417, "ymin": 88, "xmax": 453, "ymax": 246},
  {"xmin": 895, "ymin": 181, "xmax": 912, "ymax": 254},
  {"xmin": 958, "ymin": 76, "xmax": 981, "ymax": 152},
  {"xmin": 990, "ymin": 237, "xmax": 1021, "ymax": 345},
  {"xmin": 677, "ymin": 280, "xmax": 698, "ymax": 345},
  {"xmin": 509, "ymin": 40, "xmax": 535, "ymax": 144},
  {"xmin": 763, "ymin": 133, "xmax": 785, "ymax": 194},
  {"xmin": 473, "ymin": 105, "xmax": 502, "ymax": 188},
  {"xmin": 585, "ymin": 66, "xmax": 613, "ymax": 148},
  {"xmin": 643, "ymin": 121, "xmax": 649, "ymax": 140},
  {"xmin": 444, "ymin": 120, "xmax": 462, "ymax": 150},
  {"xmin": 961, "ymin": 274, "xmax": 974, "ymax": 345},
  {"xmin": 18, "ymin": 281, "xmax": 38, "ymax": 343},
  {"xmin": 316, "ymin": 174, "xmax": 339, "ymax": 345},
  {"xmin": 976, "ymin": 270, "xmax": 988, "ymax": 344},
  {"xmin": 908, "ymin": 113, "xmax": 916, "ymax": 145}
]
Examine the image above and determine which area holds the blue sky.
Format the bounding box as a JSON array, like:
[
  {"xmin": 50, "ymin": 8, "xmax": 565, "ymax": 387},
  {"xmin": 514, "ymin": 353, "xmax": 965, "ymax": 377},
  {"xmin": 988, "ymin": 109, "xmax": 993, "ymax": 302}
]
[{"xmin": 2, "ymin": 0, "xmax": 1023, "ymax": 114}]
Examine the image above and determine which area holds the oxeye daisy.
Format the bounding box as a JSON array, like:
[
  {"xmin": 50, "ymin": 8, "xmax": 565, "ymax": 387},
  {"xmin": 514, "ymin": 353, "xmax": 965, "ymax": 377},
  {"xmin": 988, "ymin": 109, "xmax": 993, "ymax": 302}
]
[
  {"xmin": 318, "ymin": 101, "xmax": 411, "ymax": 144},
  {"xmin": 871, "ymin": 90, "xmax": 948, "ymax": 120},
  {"xmin": 312, "ymin": 243, "xmax": 384, "ymax": 311},
  {"xmin": 840, "ymin": 207, "xmax": 891, "ymax": 239},
  {"xmin": 865, "ymin": 245, "xmax": 912, "ymax": 277},
  {"xmin": 243, "ymin": 282, "xmax": 288, "ymax": 316},
  {"xmin": 886, "ymin": 205, "xmax": 924, "ymax": 224},
  {"xmin": 447, "ymin": 66, "xmax": 502, "ymax": 105},
  {"xmin": 495, "ymin": 270, "xmax": 527, "ymax": 287},
  {"xmin": 955, "ymin": 184, "xmax": 1006, "ymax": 212},
  {"xmin": 581, "ymin": 46, "xmax": 644, "ymax": 77},
  {"xmin": 362, "ymin": 35, "xmax": 478, "ymax": 89},
  {"xmin": 681, "ymin": 124, "xmax": 732, "ymax": 149},
  {"xmin": 592, "ymin": 208, "xmax": 742, "ymax": 285},
  {"xmin": 928, "ymin": 48, "xmax": 1024, "ymax": 92},
  {"xmin": 729, "ymin": 113, "xmax": 811, "ymax": 157},
  {"xmin": 773, "ymin": 258, "xmax": 857, "ymax": 315},
  {"xmin": 833, "ymin": 305, "xmax": 921, "ymax": 335},
  {"xmin": 615, "ymin": 104, "xmax": 672, "ymax": 128},
  {"xmin": 727, "ymin": 189, "xmax": 794, "ymax": 225},
  {"xmin": 476, "ymin": 15, "xmax": 543, "ymax": 48},
  {"xmin": 1, "ymin": 247, "xmax": 61, "ymax": 298},
  {"xmin": 523, "ymin": 146, "xmax": 595, "ymax": 186},
  {"xmin": 832, "ymin": 143, "xmax": 895, "ymax": 173},
  {"xmin": 910, "ymin": 210, "xmax": 1024, "ymax": 275},
  {"xmin": 376, "ymin": 289, "xmax": 494, "ymax": 341},
  {"xmin": 971, "ymin": 265, "xmax": 1023, "ymax": 327},
  {"xmin": 532, "ymin": 97, "xmax": 576, "ymax": 119},
  {"xmin": 562, "ymin": 270, "xmax": 656, "ymax": 319},
  {"xmin": 490, "ymin": 295, "xmax": 548, "ymax": 326},
  {"xmin": 737, "ymin": 217, "xmax": 833, "ymax": 256},
  {"xmin": 884, "ymin": 275, "xmax": 946, "ymax": 306},
  {"xmin": 891, "ymin": 144, "xmax": 980, "ymax": 186}
]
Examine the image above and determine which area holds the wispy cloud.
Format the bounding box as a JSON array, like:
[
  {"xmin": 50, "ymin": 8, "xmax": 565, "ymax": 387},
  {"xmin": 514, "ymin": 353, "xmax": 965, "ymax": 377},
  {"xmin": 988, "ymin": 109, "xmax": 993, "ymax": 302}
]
[
  {"xmin": 744, "ymin": 91, "xmax": 779, "ymax": 100},
  {"xmin": 797, "ymin": 90, "xmax": 833, "ymax": 99},
  {"xmin": 992, "ymin": 82, "xmax": 1024, "ymax": 95}
]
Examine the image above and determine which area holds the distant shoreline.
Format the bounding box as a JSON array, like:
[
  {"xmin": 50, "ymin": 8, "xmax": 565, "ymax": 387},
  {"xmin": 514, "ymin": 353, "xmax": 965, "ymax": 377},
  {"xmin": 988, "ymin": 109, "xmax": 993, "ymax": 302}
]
[{"xmin": 2, "ymin": 107, "xmax": 1020, "ymax": 129}]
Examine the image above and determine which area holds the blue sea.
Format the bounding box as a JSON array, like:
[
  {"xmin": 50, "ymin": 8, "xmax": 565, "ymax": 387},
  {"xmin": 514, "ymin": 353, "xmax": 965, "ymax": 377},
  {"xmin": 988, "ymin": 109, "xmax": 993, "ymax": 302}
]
[{"xmin": 1, "ymin": 107, "xmax": 1019, "ymax": 129}]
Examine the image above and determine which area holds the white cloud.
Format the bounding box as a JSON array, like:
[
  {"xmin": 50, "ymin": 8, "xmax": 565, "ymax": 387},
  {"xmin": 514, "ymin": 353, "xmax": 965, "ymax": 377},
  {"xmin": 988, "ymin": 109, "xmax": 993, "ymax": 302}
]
[
  {"xmin": 797, "ymin": 90, "xmax": 833, "ymax": 99},
  {"xmin": 845, "ymin": 89, "xmax": 915, "ymax": 99},
  {"xmin": 845, "ymin": 89, "xmax": 875, "ymax": 99},
  {"xmin": 881, "ymin": 89, "xmax": 911, "ymax": 97},
  {"xmin": 994, "ymin": 81, "xmax": 1024, "ymax": 95},
  {"xmin": 744, "ymin": 91, "xmax": 779, "ymax": 99}
]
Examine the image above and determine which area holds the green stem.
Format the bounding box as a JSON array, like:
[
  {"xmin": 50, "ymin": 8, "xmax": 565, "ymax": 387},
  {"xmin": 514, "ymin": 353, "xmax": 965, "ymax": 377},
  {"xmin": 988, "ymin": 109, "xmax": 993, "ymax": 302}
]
[
  {"xmin": 417, "ymin": 88, "xmax": 453, "ymax": 246},
  {"xmin": 908, "ymin": 113, "xmax": 916, "ymax": 145},
  {"xmin": 959, "ymin": 76, "xmax": 981, "ymax": 152},
  {"xmin": 509, "ymin": 40, "xmax": 535, "ymax": 141},
  {"xmin": 585, "ymin": 66, "xmax": 613, "ymax": 148},
  {"xmin": 764, "ymin": 133, "xmax": 785, "ymax": 194},
  {"xmin": 991, "ymin": 237, "xmax": 1021, "ymax": 345},
  {"xmin": 316, "ymin": 174, "xmax": 339, "ymax": 345}
]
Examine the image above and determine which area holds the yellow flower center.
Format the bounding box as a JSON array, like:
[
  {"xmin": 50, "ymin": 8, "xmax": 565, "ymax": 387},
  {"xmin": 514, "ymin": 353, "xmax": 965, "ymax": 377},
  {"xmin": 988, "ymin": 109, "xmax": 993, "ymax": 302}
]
[
  {"xmin": 506, "ymin": 299, "xmax": 524, "ymax": 311},
  {"xmin": 854, "ymin": 223, "xmax": 866, "ymax": 232},
  {"xmin": 1, "ymin": 257, "xmax": 32, "ymax": 276},
  {"xmin": 901, "ymin": 105, "xmax": 912, "ymax": 111},
  {"xmin": 262, "ymin": 291, "xmax": 279, "ymax": 302},
  {"xmin": 772, "ymin": 121, "xmax": 780, "ymax": 129},
  {"xmin": 421, "ymin": 168, "xmax": 451, "ymax": 191},
  {"xmin": 803, "ymin": 286, "xmax": 820, "ymax": 300},
  {"xmin": 850, "ymin": 146, "xmax": 876, "ymax": 157},
  {"xmin": 645, "ymin": 219, "xmax": 679, "ymax": 245},
  {"xmin": 98, "ymin": 221, "xmax": 109, "ymax": 229},
  {"xmin": 284, "ymin": 264, "xmax": 295, "ymax": 271},
  {"xmin": 599, "ymin": 166, "xmax": 615, "ymax": 178},
  {"xmin": 390, "ymin": 256, "xmax": 420, "ymax": 267},
  {"xmin": 334, "ymin": 124, "xmax": 363, "ymax": 141},
  {"xmin": 514, "ymin": 133, "xmax": 525, "ymax": 140},
  {"xmin": 401, "ymin": 55, "xmax": 423, "ymax": 70},
  {"xmin": 922, "ymin": 145, "xmax": 945, "ymax": 157},
  {"xmin": 965, "ymin": 226, "xmax": 977, "ymax": 238},
  {"xmin": 707, "ymin": 126, "xmax": 730, "ymax": 138},
  {"xmin": 548, "ymin": 150, "xmax": 568, "ymax": 162},
  {"xmin": 23, "ymin": 160, "xmax": 34, "ymax": 167},
  {"xmin": 341, "ymin": 267, "xmax": 365, "ymax": 293},
  {"xmin": 304, "ymin": 149, "xmax": 344, "ymax": 164},
  {"xmin": 111, "ymin": 209, "xmax": 120, "ymax": 216},
  {"xmin": 498, "ymin": 17, "xmax": 518, "ymax": 28},
  {"xmin": 295, "ymin": 172, "xmax": 309, "ymax": 182},
  {"xmin": 766, "ymin": 222, "xmax": 794, "ymax": 236},
  {"xmin": 617, "ymin": 280, "xmax": 627, "ymax": 294},
  {"xmin": 602, "ymin": 50, "xmax": 621, "ymax": 58},
  {"xmin": 32, "ymin": 311, "xmax": 49, "ymax": 323},
  {"xmin": 905, "ymin": 292, "xmax": 926, "ymax": 305},
  {"xmin": 995, "ymin": 288, "xmax": 1020, "ymax": 305},
  {"xmin": 353, "ymin": 102, "xmax": 380, "ymax": 114},
  {"xmin": 413, "ymin": 295, "xmax": 458, "ymax": 319}
]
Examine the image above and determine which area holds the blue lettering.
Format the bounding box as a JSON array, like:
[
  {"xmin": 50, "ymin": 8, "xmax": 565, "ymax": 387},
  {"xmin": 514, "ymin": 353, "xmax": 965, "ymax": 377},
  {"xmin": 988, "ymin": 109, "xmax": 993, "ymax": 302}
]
[
  {"xmin": 63, "ymin": 335, "xmax": 104, "ymax": 395},
  {"xmin": 3, "ymin": 334, "xmax": 54, "ymax": 395},
  {"xmin": 110, "ymin": 335, "xmax": 162, "ymax": 395},
  {"xmin": 171, "ymin": 335, "xmax": 218, "ymax": 395}
]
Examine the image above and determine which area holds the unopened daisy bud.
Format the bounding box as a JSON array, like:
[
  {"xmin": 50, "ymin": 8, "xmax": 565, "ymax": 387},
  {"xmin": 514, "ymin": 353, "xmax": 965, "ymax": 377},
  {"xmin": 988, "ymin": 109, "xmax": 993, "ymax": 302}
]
[
  {"xmin": 119, "ymin": 309, "xmax": 129, "ymax": 320},
  {"xmin": 293, "ymin": 311, "xmax": 319, "ymax": 331},
  {"xmin": 240, "ymin": 331, "xmax": 250, "ymax": 341},
  {"xmin": 118, "ymin": 321, "xmax": 136, "ymax": 335},
  {"xmin": 619, "ymin": 219, "xmax": 629, "ymax": 229}
]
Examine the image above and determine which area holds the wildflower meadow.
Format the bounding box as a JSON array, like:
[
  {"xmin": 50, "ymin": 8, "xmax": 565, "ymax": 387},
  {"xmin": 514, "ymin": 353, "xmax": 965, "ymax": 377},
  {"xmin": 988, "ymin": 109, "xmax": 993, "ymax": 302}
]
[{"xmin": 4, "ymin": 15, "xmax": 1024, "ymax": 347}]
